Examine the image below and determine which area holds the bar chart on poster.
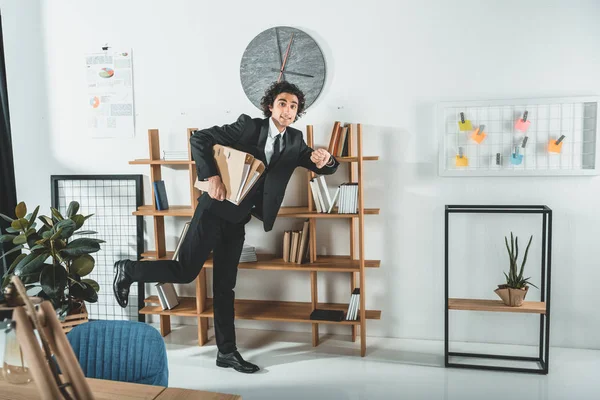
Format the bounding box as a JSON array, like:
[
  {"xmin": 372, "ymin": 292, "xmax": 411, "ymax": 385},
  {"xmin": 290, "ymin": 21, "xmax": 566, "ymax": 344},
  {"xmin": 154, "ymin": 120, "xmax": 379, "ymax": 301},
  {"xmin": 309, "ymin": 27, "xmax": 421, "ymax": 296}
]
[{"xmin": 438, "ymin": 96, "xmax": 599, "ymax": 176}]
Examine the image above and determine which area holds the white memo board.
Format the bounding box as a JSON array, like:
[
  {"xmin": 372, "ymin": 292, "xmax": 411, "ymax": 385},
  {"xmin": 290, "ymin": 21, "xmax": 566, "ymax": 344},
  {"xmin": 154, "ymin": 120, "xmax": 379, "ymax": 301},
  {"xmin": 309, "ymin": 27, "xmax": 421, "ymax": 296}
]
[{"xmin": 438, "ymin": 96, "xmax": 599, "ymax": 176}]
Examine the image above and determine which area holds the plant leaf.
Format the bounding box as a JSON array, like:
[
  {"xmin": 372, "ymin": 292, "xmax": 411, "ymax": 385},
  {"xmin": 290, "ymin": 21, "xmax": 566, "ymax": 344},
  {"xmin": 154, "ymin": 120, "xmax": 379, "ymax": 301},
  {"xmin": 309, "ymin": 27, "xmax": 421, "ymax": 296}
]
[
  {"xmin": 71, "ymin": 254, "xmax": 95, "ymax": 277},
  {"xmin": 519, "ymin": 235, "xmax": 533, "ymax": 280},
  {"xmin": 0, "ymin": 245, "xmax": 23, "ymax": 261},
  {"xmin": 51, "ymin": 208, "xmax": 64, "ymax": 221},
  {"xmin": 70, "ymin": 281, "xmax": 98, "ymax": 303},
  {"xmin": 12, "ymin": 234, "xmax": 27, "ymax": 245},
  {"xmin": 14, "ymin": 252, "xmax": 50, "ymax": 278},
  {"xmin": 72, "ymin": 230, "xmax": 98, "ymax": 236},
  {"xmin": 66, "ymin": 201, "xmax": 80, "ymax": 218},
  {"xmin": 54, "ymin": 219, "xmax": 76, "ymax": 239},
  {"xmin": 5, "ymin": 227, "xmax": 19, "ymax": 234},
  {"xmin": 60, "ymin": 238, "xmax": 101, "ymax": 257},
  {"xmin": 81, "ymin": 278, "xmax": 99, "ymax": 293},
  {"xmin": 11, "ymin": 218, "xmax": 28, "ymax": 232},
  {"xmin": 38, "ymin": 215, "xmax": 54, "ymax": 228},
  {"xmin": 0, "ymin": 234, "xmax": 16, "ymax": 243},
  {"xmin": 0, "ymin": 212, "xmax": 14, "ymax": 224},
  {"xmin": 15, "ymin": 202, "xmax": 27, "ymax": 219},
  {"xmin": 5, "ymin": 253, "xmax": 27, "ymax": 276},
  {"xmin": 71, "ymin": 215, "xmax": 86, "ymax": 230},
  {"xmin": 40, "ymin": 263, "xmax": 67, "ymax": 298},
  {"xmin": 26, "ymin": 206, "xmax": 40, "ymax": 230}
]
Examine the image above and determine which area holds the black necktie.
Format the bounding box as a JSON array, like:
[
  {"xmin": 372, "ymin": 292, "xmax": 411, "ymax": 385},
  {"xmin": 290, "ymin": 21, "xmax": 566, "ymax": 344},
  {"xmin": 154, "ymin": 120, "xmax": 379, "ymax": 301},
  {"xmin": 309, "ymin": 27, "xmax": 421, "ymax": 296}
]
[{"xmin": 270, "ymin": 134, "xmax": 281, "ymax": 166}]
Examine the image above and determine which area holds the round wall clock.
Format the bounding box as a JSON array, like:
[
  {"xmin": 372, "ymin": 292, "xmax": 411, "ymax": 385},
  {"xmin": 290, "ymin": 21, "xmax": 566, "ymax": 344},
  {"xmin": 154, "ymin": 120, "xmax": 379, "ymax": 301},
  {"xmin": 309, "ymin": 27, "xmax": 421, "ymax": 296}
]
[{"xmin": 240, "ymin": 26, "xmax": 326, "ymax": 110}]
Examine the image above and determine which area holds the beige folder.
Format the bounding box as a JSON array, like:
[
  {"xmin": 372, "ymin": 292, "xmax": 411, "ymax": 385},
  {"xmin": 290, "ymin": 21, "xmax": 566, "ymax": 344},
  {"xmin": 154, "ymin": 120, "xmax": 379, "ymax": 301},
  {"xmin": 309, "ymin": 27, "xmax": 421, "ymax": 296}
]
[{"xmin": 194, "ymin": 145, "xmax": 264, "ymax": 205}]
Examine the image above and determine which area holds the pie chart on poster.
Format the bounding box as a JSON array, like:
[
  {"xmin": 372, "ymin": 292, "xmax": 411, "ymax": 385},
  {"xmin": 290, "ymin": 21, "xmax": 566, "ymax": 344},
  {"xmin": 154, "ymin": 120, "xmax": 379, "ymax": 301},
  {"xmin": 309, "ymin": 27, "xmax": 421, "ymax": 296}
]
[
  {"xmin": 90, "ymin": 96, "xmax": 100, "ymax": 108},
  {"xmin": 99, "ymin": 67, "xmax": 114, "ymax": 78}
]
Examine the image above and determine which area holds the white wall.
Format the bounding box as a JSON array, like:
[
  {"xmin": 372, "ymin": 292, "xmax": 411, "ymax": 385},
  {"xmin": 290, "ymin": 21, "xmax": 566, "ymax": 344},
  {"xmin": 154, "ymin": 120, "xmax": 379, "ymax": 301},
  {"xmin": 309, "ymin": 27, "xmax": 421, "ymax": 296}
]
[{"xmin": 3, "ymin": 0, "xmax": 600, "ymax": 349}]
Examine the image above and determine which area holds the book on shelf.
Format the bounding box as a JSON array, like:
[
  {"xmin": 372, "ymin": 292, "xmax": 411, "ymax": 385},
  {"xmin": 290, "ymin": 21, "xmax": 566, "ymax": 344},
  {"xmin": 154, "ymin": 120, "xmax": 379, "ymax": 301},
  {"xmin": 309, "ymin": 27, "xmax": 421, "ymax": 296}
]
[
  {"xmin": 282, "ymin": 220, "xmax": 310, "ymax": 263},
  {"xmin": 156, "ymin": 282, "xmax": 179, "ymax": 310},
  {"xmin": 162, "ymin": 150, "xmax": 189, "ymax": 161},
  {"xmin": 239, "ymin": 244, "xmax": 257, "ymax": 263},
  {"xmin": 194, "ymin": 145, "xmax": 265, "ymax": 205},
  {"xmin": 337, "ymin": 183, "xmax": 358, "ymax": 214},
  {"xmin": 346, "ymin": 288, "xmax": 360, "ymax": 321},
  {"xmin": 310, "ymin": 309, "xmax": 345, "ymax": 322},
  {"xmin": 172, "ymin": 221, "xmax": 191, "ymax": 261},
  {"xmin": 326, "ymin": 121, "xmax": 350, "ymax": 157},
  {"xmin": 153, "ymin": 180, "xmax": 169, "ymax": 210}
]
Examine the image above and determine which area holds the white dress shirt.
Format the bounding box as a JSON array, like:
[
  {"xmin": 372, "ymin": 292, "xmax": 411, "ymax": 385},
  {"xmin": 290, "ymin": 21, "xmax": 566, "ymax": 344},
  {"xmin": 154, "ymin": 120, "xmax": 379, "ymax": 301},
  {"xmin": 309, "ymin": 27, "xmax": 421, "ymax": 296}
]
[{"xmin": 265, "ymin": 117, "xmax": 286, "ymax": 165}]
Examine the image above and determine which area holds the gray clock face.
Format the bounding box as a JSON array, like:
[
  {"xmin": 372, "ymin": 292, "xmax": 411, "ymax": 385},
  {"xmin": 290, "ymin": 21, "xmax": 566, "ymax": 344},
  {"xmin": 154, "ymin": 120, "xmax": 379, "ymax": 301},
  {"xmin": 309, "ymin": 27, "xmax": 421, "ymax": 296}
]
[{"xmin": 240, "ymin": 26, "xmax": 326, "ymax": 111}]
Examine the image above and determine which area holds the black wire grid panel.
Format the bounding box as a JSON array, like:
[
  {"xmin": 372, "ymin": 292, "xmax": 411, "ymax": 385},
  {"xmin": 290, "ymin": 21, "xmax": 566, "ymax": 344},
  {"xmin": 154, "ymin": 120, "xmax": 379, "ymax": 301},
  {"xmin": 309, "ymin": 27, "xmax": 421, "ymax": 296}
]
[
  {"xmin": 444, "ymin": 205, "xmax": 552, "ymax": 374},
  {"xmin": 51, "ymin": 175, "xmax": 144, "ymax": 322}
]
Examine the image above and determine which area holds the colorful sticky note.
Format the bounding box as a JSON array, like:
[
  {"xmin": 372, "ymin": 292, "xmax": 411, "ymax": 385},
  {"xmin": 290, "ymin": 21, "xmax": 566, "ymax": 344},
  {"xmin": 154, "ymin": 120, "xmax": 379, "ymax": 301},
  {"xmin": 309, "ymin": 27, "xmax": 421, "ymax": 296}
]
[
  {"xmin": 458, "ymin": 120, "xmax": 473, "ymax": 131},
  {"xmin": 471, "ymin": 126, "xmax": 487, "ymax": 144},
  {"xmin": 515, "ymin": 119, "xmax": 531, "ymax": 132},
  {"xmin": 511, "ymin": 153, "xmax": 524, "ymax": 165},
  {"xmin": 548, "ymin": 139, "xmax": 564, "ymax": 154},
  {"xmin": 455, "ymin": 155, "xmax": 469, "ymax": 167}
]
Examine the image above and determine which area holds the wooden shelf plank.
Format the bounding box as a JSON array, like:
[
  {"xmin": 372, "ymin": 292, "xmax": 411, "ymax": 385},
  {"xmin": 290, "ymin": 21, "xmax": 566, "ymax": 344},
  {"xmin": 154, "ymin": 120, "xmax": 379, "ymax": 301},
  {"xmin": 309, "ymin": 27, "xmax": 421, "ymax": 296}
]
[
  {"xmin": 133, "ymin": 205, "xmax": 194, "ymax": 217},
  {"xmin": 129, "ymin": 159, "xmax": 194, "ymax": 165},
  {"xmin": 140, "ymin": 253, "xmax": 380, "ymax": 271},
  {"xmin": 129, "ymin": 157, "xmax": 378, "ymax": 165},
  {"xmin": 337, "ymin": 156, "xmax": 379, "ymax": 162},
  {"xmin": 448, "ymin": 298, "xmax": 546, "ymax": 314},
  {"xmin": 141, "ymin": 251, "xmax": 175, "ymax": 261},
  {"xmin": 278, "ymin": 207, "xmax": 380, "ymax": 218},
  {"xmin": 142, "ymin": 296, "xmax": 381, "ymax": 324},
  {"xmin": 204, "ymin": 254, "xmax": 380, "ymax": 272},
  {"xmin": 140, "ymin": 296, "xmax": 198, "ymax": 316}
]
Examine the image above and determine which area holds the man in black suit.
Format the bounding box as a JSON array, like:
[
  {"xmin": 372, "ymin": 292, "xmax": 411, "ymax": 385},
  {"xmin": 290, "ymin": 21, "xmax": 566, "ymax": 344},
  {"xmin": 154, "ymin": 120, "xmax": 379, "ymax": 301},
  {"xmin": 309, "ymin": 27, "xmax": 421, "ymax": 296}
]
[{"xmin": 113, "ymin": 81, "xmax": 339, "ymax": 373}]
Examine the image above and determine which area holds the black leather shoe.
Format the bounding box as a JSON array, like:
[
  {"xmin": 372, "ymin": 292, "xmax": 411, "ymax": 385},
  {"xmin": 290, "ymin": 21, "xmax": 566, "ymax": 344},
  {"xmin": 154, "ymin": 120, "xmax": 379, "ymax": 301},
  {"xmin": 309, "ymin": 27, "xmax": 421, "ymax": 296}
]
[
  {"xmin": 113, "ymin": 260, "xmax": 133, "ymax": 308},
  {"xmin": 216, "ymin": 351, "xmax": 260, "ymax": 373}
]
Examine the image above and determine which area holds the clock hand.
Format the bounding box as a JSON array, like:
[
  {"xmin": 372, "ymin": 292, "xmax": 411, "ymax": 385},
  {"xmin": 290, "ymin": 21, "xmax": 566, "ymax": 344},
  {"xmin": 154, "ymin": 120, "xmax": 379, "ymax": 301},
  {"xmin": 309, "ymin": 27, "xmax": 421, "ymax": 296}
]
[
  {"xmin": 270, "ymin": 68, "xmax": 314, "ymax": 78},
  {"xmin": 278, "ymin": 33, "xmax": 295, "ymax": 83},
  {"xmin": 275, "ymin": 27, "xmax": 284, "ymax": 69}
]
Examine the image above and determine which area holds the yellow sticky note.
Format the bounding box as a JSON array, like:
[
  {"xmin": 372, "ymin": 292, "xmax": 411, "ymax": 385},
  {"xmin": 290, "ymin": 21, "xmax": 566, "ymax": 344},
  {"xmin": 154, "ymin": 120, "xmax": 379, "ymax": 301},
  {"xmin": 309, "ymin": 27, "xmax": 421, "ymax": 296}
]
[
  {"xmin": 548, "ymin": 140, "xmax": 563, "ymax": 154},
  {"xmin": 455, "ymin": 155, "xmax": 469, "ymax": 167},
  {"xmin": 458, "ymin": 120, "xmax": 473, "ymax": 131},
  {"xmin": 471, "ymin": 129, "xmax": 487, "ymax": 144}
]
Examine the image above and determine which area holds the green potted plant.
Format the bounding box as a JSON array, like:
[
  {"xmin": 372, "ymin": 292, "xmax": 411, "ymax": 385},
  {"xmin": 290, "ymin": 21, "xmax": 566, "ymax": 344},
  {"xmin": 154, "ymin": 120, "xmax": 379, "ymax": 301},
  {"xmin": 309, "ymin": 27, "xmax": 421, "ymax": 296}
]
[
  {"xmin": 495, "ymin": 232, "xmax": 538, "ymax": 306},
  {"xmin": 0, "ymin": 201, "xmax": 103, "ymax": 321}
]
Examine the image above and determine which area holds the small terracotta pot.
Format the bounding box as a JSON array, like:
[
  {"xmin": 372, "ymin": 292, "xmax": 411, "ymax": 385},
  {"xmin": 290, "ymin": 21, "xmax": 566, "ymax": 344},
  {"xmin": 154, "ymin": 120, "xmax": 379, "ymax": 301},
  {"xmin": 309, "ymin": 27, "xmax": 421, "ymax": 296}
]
[{"xmin": 494, "ymin": 285, "xmax": 529, "ymax": 306}]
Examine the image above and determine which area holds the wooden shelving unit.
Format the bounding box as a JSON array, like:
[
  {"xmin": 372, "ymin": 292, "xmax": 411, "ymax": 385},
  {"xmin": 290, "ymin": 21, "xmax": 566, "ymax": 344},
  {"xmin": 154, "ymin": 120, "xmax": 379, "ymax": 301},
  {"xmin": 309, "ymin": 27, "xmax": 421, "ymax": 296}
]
[{"xmin": 132, "ymin": 123, "xmax": 380, "ymax": 356}]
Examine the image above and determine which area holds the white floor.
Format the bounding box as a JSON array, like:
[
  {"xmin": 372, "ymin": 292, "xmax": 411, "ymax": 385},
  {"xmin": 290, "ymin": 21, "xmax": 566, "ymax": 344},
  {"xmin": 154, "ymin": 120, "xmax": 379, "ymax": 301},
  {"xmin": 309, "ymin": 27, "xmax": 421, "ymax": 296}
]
[{"xmin": 161, "ymin": 325, "xmax": 600, "ymax": 400}]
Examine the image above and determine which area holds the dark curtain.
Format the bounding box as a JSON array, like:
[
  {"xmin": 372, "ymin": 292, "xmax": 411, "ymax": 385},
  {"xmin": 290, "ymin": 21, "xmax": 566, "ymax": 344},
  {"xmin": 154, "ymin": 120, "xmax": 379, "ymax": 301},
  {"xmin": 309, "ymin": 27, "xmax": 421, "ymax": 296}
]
[{"xmin": 0, "ymin": 14, "xmax": 18, "ymax": 274}]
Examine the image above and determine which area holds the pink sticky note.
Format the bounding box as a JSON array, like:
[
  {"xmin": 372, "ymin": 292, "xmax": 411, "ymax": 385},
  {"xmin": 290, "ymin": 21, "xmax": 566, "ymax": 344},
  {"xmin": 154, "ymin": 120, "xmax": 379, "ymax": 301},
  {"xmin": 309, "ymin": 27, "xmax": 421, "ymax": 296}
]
[{"xmin": 515, "ymin": 119, "xmax": 531, "ymax": 132}]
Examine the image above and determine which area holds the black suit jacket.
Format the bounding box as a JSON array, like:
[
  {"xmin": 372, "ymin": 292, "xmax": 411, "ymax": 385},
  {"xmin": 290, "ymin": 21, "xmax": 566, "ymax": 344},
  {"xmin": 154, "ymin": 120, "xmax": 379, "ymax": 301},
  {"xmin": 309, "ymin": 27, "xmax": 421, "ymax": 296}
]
[{"xmin": 190, "ymin": 114, "xmax": 339, "ymax": 232}]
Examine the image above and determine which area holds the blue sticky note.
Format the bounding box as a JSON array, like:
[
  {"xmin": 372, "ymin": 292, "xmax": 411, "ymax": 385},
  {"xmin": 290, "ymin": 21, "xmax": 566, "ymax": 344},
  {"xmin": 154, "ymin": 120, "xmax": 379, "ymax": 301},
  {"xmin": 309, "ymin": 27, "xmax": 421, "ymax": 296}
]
[{"xmin": 510, "ymin": 154, "xmax": 523, "ymax": 165}]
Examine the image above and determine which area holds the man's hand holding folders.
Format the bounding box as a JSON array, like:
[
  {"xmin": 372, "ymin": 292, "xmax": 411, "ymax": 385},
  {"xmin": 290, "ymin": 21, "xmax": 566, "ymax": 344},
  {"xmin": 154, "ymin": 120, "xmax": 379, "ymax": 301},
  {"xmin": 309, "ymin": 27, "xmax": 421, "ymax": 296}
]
[{"xmin": 195, "ymin": 145, "xmax": 265, "ymax": 204}]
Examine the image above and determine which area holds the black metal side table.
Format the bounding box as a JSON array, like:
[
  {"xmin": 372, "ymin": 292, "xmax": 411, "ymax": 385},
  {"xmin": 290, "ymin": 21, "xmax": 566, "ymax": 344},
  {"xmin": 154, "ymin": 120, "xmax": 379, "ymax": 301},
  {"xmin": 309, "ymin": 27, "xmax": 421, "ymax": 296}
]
[{"xmin": 444, "ymin": 205, "xmax": 552, "ymax": 374}]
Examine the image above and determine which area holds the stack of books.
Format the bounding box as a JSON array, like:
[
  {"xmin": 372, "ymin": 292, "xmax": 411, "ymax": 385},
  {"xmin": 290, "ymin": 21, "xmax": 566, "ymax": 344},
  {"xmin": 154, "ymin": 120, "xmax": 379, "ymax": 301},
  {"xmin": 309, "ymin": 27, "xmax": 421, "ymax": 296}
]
[
  {"xmin": 195, "ymin": 145, "xmax": 265, "ymax": 205},
  {"xmin": 239, "ymin": 244, "xmax": 257, "ymax": 263},
  {"xmin": 282, "ymin": 220, "xmax": 309, "ymax": 264},
  {"xmin": 345, "ymin": 288, "xmax": 360, "ymax": 321},
  {"xmin": 326, "ymin": 121, "xmax": 350, "ymax": 157},
  {"xmin": 336, "ymin": 183, "xmax": 359, "ymax": 214},
  {"xmin": 162, "ymin": 150, "xmax": 189, "ymax": 161},
  {"xmin": 310, "ymin": 176, "xmax": 358, "ymax": 214}
]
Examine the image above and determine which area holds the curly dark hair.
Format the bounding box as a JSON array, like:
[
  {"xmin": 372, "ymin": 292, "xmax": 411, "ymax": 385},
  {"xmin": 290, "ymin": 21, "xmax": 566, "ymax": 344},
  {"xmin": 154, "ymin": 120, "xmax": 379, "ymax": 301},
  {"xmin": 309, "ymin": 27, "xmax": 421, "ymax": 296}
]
[{"xmin": 260, "ymin": 81, "xmax": 306, "ymax": 122}]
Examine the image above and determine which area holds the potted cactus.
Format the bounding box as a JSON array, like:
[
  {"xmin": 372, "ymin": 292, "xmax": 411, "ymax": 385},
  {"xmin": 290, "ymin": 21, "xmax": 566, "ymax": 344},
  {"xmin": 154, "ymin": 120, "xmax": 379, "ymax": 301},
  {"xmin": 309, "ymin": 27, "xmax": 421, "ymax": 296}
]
[
  {"xmin": 0, "ymin": 201, "xmax": 103, "ymax": 325},
  {"xmin": 495, "ymin": 232, "xmax": 538, "ymax": 307}
]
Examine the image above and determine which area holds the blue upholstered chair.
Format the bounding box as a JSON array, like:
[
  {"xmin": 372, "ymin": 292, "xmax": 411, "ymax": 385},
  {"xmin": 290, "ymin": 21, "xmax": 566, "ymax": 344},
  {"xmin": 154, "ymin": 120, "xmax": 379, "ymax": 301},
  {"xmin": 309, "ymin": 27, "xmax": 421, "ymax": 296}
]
[{"xmin": 67, "ymin": 320, "xmax": 168, "ymax": 386}]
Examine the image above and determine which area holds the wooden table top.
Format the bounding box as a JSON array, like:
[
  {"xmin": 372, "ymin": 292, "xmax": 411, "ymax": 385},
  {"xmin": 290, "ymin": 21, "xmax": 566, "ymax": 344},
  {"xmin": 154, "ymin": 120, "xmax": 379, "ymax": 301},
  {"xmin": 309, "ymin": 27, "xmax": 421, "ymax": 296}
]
[{"xmin": 0, "ymin": 377, "xmax": 241, "ymax": 400}]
